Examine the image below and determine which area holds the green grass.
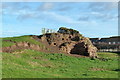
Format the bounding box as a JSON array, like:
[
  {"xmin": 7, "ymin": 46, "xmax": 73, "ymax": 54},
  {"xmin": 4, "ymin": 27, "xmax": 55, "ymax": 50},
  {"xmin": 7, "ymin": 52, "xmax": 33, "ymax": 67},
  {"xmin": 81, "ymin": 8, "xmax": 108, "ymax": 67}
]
[
  {"xmin": 2, "ymin": 35, "xmax": 44, "ymax": 47},
  {"xmin": 2, "ymin": 41, "xmax": 15, "ymax": 47},
  {"xmin": 2, "ymin": 50, "xmax": 119, "ymax": 78}
]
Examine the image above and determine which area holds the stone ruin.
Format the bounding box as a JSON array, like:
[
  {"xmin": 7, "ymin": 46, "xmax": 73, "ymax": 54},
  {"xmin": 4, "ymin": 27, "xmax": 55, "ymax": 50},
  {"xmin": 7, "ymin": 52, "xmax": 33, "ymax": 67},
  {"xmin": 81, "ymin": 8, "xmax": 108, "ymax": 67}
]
[
  {"xmin": 2, "ymin": 27, "xmax": 98, "ymax": 58},
  {"xmin": 39, "ymin": 27, "xmax": 98, "ymax": 58}
]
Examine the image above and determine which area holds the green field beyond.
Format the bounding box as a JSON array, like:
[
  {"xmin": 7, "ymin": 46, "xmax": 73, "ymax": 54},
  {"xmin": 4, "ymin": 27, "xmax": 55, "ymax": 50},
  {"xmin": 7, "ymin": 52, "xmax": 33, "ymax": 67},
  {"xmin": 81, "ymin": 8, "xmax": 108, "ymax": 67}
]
[{"xmin": 2, "ymin": 50, "xmax": 119, "ymax": 78}]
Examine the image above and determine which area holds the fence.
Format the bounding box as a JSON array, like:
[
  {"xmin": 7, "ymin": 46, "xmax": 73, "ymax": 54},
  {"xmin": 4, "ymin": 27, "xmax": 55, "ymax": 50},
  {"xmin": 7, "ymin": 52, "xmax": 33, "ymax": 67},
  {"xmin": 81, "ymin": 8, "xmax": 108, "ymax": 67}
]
[{"xmin": 98, "ymin": 49, "xmax": 120, "ymax": 52}]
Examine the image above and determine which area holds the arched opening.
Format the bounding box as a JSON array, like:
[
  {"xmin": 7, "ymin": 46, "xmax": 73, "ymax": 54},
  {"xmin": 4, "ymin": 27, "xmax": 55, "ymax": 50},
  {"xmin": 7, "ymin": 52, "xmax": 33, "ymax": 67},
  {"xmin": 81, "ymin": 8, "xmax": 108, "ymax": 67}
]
[
  {"xmin": 54, "ymin": 43, "xmax": 56, "ymax": 45},
  {"xmin": 62, "ymin": 38, "xmax": 64, "ymax": 40},
  {"xmin": 69, "ymin": 36, "xmax": 72, "ymax": 38},
  {"xmin": 70, "ymin": 43, "xmax": 89, "ymax": 56},
  {"xmin": 71, "ymin": 36, "xmax": 80, "ymax": 41}
]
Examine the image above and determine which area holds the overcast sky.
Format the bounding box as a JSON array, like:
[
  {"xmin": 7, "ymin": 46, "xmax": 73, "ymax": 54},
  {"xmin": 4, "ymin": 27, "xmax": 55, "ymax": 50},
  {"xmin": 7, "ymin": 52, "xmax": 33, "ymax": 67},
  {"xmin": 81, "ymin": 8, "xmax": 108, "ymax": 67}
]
[{"xmin": 1, "ymin": 2, "xmax": 118, "ymax": 38}]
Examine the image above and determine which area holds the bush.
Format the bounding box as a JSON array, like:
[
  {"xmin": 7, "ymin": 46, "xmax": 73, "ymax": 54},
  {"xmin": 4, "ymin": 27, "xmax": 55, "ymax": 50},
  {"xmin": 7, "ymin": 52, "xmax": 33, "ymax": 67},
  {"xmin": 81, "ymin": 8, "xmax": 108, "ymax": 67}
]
[{"xmin": 58, "ymin": 27, "xmax": 79, "ymax": 34}]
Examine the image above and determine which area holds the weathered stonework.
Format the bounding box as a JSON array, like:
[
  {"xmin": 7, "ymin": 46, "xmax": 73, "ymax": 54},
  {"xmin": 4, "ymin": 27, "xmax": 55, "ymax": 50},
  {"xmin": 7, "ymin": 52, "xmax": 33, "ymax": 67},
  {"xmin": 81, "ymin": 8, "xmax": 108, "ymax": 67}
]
[{"xmin": 39, "ymin": 27, "xmax": 98, "ymax": 58}]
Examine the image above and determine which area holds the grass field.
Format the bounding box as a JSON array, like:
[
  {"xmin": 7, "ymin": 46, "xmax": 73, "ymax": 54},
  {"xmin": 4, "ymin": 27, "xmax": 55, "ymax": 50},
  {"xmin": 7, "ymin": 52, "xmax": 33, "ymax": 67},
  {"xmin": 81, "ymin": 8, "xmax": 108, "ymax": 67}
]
[
  {"xmin": 1, "ymin": 36, "xmax": 119, "ymax": 78},
  {"xmin": 2, "ymin": 50, "xmax": 119, "ymax": 78}
]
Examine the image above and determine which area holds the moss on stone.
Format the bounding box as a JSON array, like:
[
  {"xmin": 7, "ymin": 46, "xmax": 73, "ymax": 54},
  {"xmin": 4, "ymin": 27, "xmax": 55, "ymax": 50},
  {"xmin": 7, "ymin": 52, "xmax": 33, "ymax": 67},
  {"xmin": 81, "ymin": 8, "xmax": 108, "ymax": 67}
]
[{"xmin": 58, "ymin": 27, "xmax": 79, "ymax": 34}]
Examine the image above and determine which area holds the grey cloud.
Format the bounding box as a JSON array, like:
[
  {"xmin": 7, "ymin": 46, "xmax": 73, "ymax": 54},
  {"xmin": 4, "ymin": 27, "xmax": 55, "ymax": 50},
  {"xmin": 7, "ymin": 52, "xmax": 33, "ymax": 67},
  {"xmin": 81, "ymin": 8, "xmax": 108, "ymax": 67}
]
[
  {"xmin": 16, "ymin": 11, "xmax": 43, "ymax": 21},
  {"xmin": 58, "ymin": 6, "xmax": 71, "ymax": 11},
  {"xmin": 3, "ymin": 3, "xmax": 21, "ymax": 10},
  {"xmin": 101, "ymin": 15, "xmax": 117, "ymax": 21},
  {"xmin": 37, "ymin": 2, "xmax": 54, "ymax": 11},
  {"xmin": 58, "ymin": 2, "xmax": 80, "ymax": 11},
  {"xmin": 88, "ymin": 2, "xmax": 118, "ymax": 22},
  {"xmin": 90, "ymin": 12, "xmax": 117, "ymax": 21},
  {"xmin": 17, "ymin": 13, "xmax": 34, "ymax": 21},
  {"xmin": 2, "ymin": 3, "xmax": 31, "ymax": 15},
  {"xmin": 89, "ymin": 2, "xmax": 117, "ymax": 12},
  {"xmin": 2, "ymin": 4, "xmax": 8, "ymax": 9},
  {"xmin": 20, "ymin": 5, "xmax": 31, "ymax": 10},
  {"xmin": 78, "ymin": 16, "xmax": 89, "ymax": 21}
]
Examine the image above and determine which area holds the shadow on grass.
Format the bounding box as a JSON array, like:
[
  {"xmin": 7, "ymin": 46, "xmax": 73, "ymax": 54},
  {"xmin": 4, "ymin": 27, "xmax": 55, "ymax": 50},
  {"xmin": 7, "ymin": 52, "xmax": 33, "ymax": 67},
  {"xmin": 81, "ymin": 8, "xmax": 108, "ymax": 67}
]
[
  {"xmin": 114, "ymin": 52, "xmax": 120, "ymax": 56},
  {"xmin": 113, "ymin": 69, "xmax": 120, "ymax": 72}
]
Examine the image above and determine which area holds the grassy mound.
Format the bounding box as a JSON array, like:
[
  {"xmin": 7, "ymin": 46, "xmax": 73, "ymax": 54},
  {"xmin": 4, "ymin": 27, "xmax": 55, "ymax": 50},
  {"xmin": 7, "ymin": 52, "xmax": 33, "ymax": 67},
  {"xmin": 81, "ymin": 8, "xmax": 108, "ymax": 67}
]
[
  {"xmin": 2, "ymin": 35, "xmax": 44, "ymax": 47},
  {"xmin": 2, "ymin": 50, "xmax": 119, "ymax": 78}
]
